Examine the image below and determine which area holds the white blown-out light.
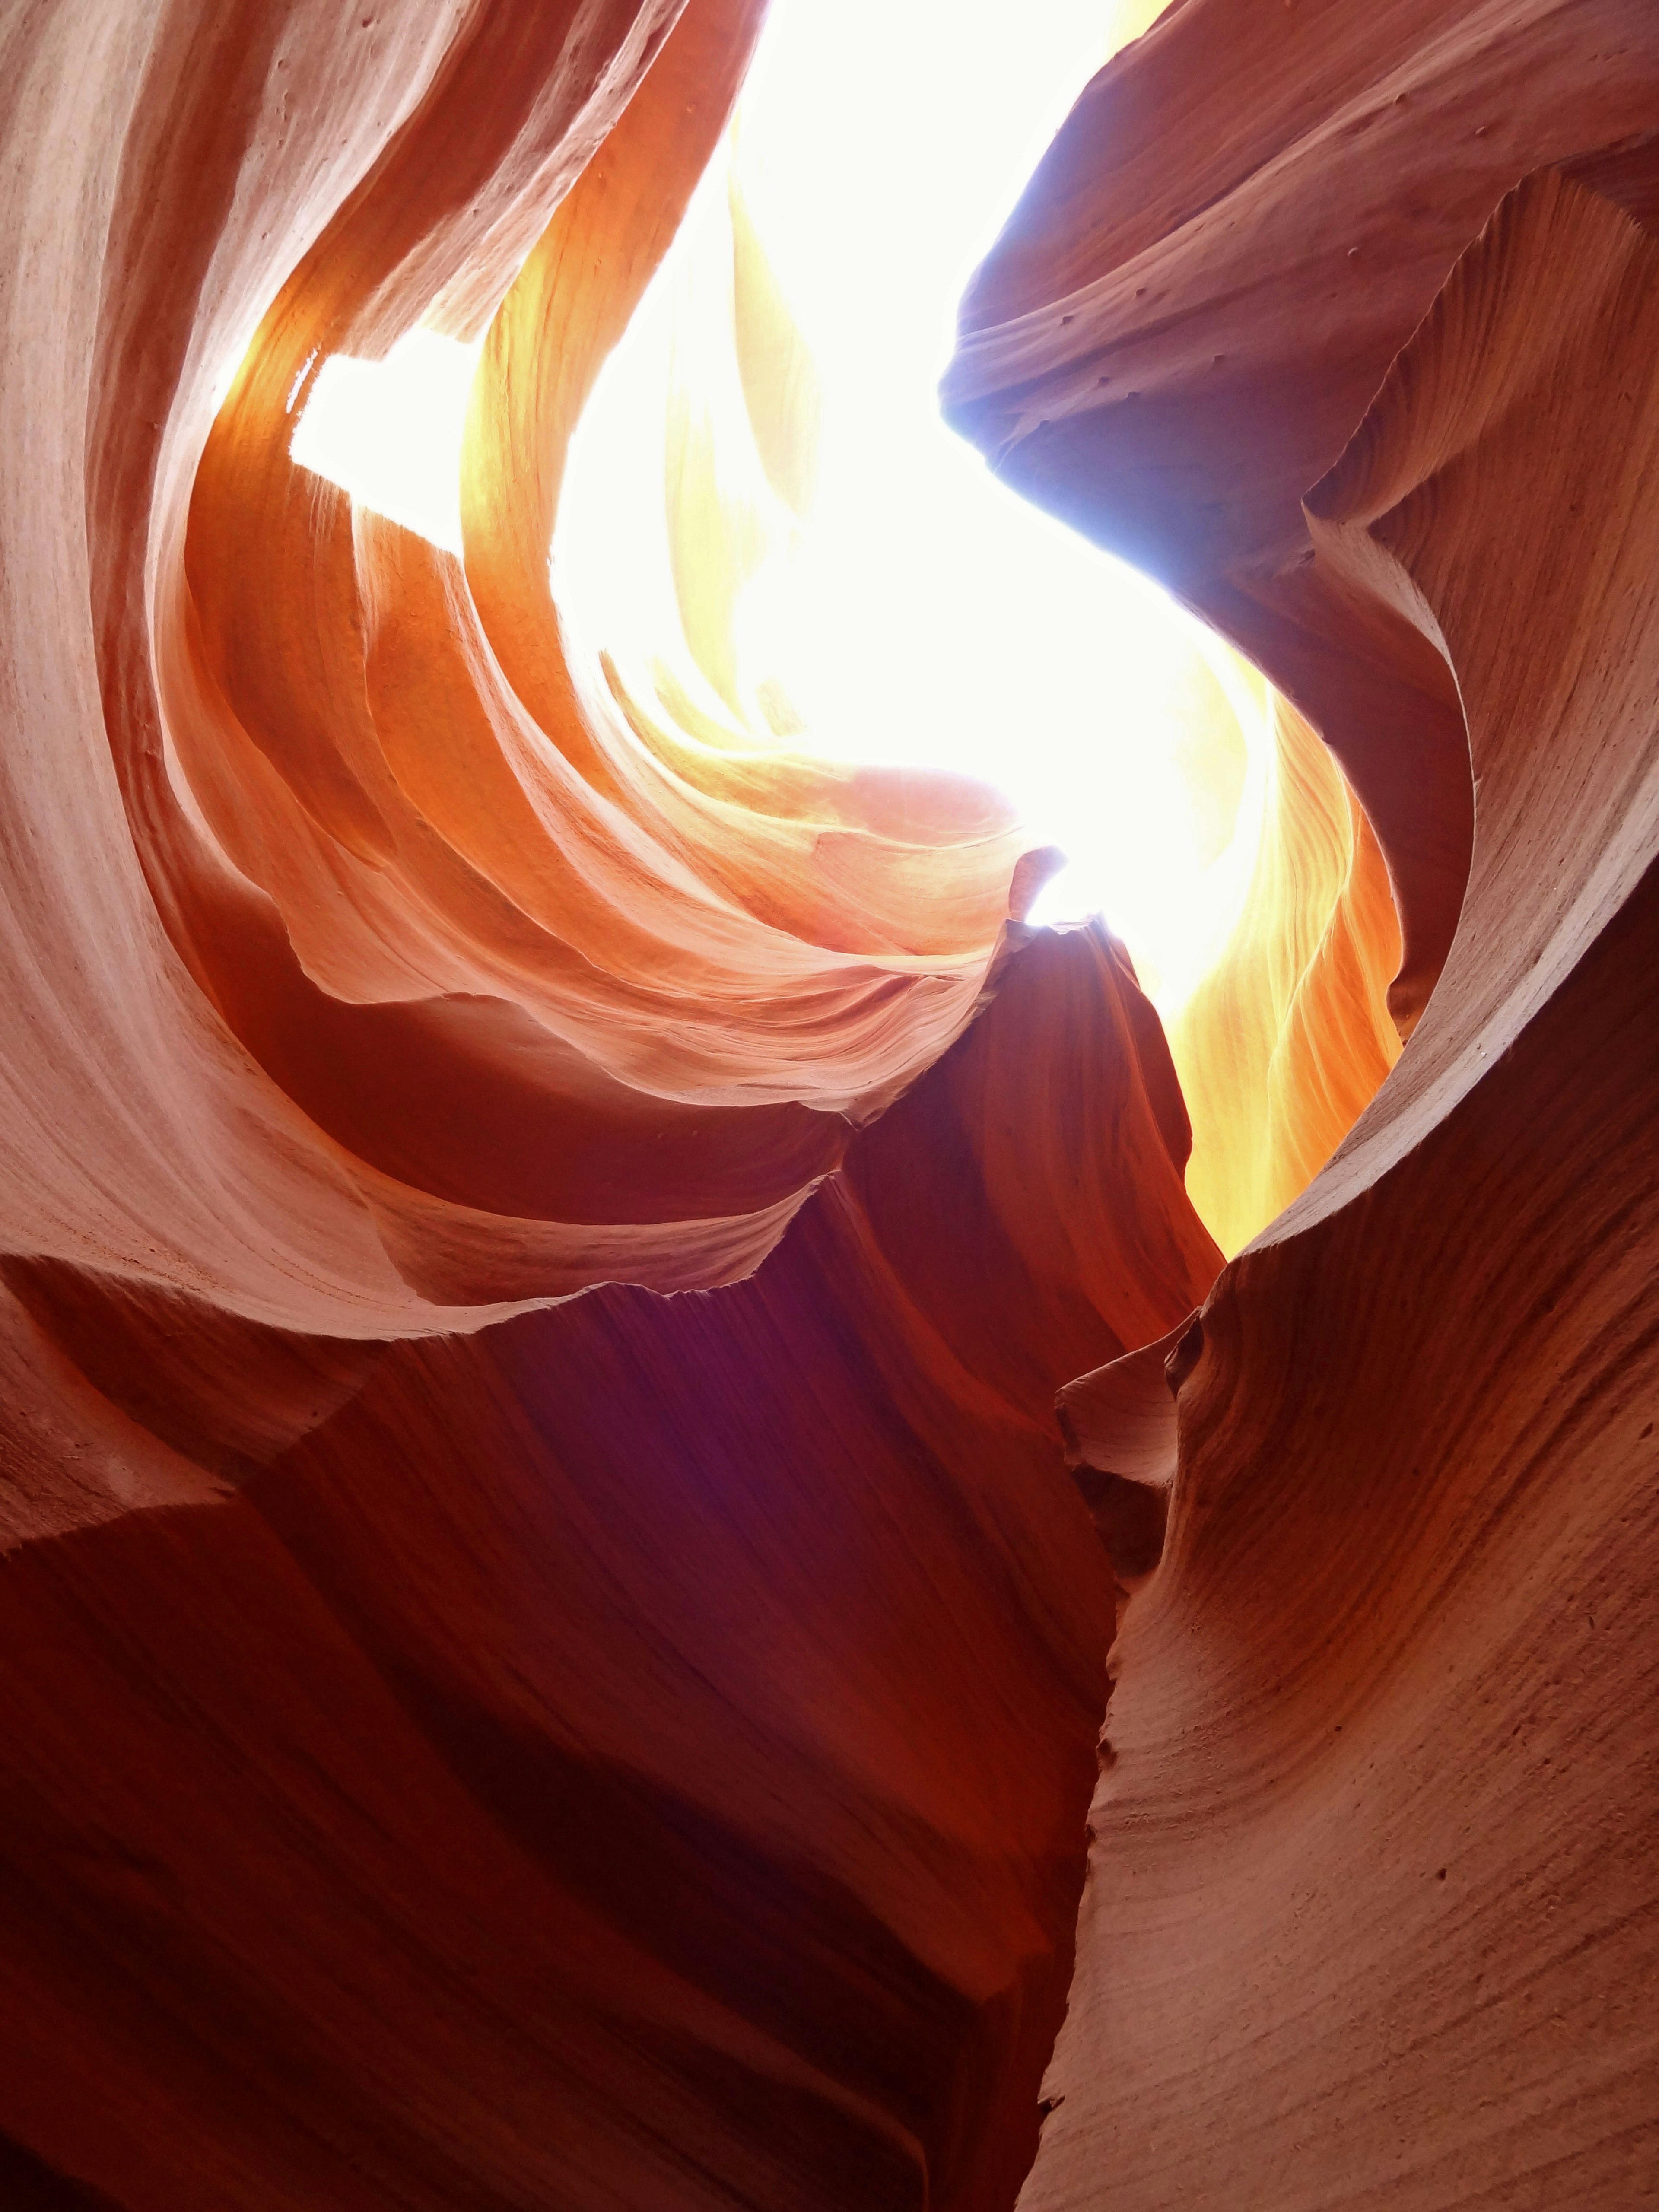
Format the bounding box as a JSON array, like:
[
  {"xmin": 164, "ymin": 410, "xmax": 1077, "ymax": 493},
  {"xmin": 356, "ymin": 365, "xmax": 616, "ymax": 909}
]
[
  {"xmin": 292, "ymin": 0, "xmax": 1266, "ymax": 1013},
  {"xmin": 290, "ymin": 329, "xmax": 480, "ymax": 553}
]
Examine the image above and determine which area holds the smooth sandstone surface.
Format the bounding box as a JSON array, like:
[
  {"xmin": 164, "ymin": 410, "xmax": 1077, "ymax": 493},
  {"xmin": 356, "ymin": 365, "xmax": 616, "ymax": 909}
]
[
  {"xmin": 0, "ymin": 3, "xmax": 1219, "ymax": 2199},
  {"xmin": 950, "ymin": 6, "xmax": 1659, "ymax": 2203},
  {"xmin": 0, "ymin": 0, "xmax": 1656, "ymax": 2206},
  {"xmin": 0, "ymin": 921, "xmax": 1217, "ymax": 2209},
  {"xmin": 947, "ymin": 0, "xmax": 1659, "ymax": 1034}
]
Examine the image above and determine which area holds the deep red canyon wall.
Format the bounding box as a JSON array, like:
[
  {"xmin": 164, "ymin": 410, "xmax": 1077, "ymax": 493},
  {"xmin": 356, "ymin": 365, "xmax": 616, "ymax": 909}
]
[
  {"xmin": 0, "ymin": 921, "xmax": 1219, "ymax": 2209},
  {"xmin": 0, "ymin": 3, "xmax": 1198, "ymax": 2202},
  {"xmin": 1, "ymin": 0, "xmax": 1656, "ymax": 2207},
  {"xmin": 950, "ymin": 2, "xmax": 1659, "ymax": 2202}
]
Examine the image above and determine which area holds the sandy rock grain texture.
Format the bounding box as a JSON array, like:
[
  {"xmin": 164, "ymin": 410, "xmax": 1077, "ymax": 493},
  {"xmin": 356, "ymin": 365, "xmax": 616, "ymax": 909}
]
[
  {"xmin": 952, "ymin": 3, "xmax": 1659, "ymax": 2204},
  {"xmin": 0, "ymin": 0, "xmax": 1655, "ymax": 2206}
]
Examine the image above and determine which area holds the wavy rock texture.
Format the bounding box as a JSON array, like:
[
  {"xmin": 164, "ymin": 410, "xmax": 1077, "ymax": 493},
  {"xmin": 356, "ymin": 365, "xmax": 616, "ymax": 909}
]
[
  {"xmin": 1166, "ymin": 690, "xmax": 1400, "ymax": 1255},
  {"xmin": 0, "ymin": 920, "xmax": 1217, "ymax": 2209},
  {"xmin": 0, "ymin": 0, "xmax": 1054, "ymax": 1555},
  {"xmin": 4, "ymin": 0, "xmax": 1659, "ymax": 2206},
  {"xmin": 951, "ymin": 7, "xmax": 1659, "ymax": 2203},
  {"xmin": 947, "ymin": 0, "xmax": 1659, "ymax": 1036},
  {"xmin": 0, "ymin": 9, "xmax": 1226, "ymax": 2199}
]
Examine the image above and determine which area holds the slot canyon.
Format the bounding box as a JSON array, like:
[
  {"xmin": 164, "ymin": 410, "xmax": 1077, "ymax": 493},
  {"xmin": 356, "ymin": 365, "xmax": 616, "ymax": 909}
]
[{"xmin": 0, "ymin": 0, "xmax": 1655, "ymax": 2203}]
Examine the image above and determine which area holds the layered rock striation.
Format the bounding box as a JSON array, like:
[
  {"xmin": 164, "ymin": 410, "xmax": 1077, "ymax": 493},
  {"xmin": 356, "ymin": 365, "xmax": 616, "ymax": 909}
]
[
  {"xmin": 3, "ymin": 2, "xmax": 1215, "ymax": 2199},
  {"xmin": 952, "ymin": 3, "xmax": 1659, "ymax": 2201},
  {"xmin": 1, "ymin": 0, "xmax": 1656, "ymax": 2206}
]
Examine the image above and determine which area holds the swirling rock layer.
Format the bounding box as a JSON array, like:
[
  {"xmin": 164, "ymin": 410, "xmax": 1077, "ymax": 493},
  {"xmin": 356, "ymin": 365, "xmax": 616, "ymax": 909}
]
[
  {"xmin": 0, "ymin": 919, "xmax": 1218, "ymax": 2208},
  {"xmin": 951, "ymin": 6, "xmax": 1659, "ymax": 2204},
  {"xmin": 4, "ymin": 0, "xmax": 1033, "ymax": 1497},
  {"xmin": 4, "ymin": 0, "xmax": 1659, "ymax": 2206},
  {"xmin": 0, "ymin": 2, "xmax": 1220, "ymax": 2202}
]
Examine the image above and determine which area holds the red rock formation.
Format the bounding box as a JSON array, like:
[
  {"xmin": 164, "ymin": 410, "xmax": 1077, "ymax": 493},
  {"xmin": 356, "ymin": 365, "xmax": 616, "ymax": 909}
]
[
  {"xmin": 1166, "ymin": 690, "xmax": 1402, "ymax": 1255},
  {"xmin": 3, "ymin": 0, "xmax": 1658, "ymax": 2206},
  {"xmin": 946, "ymin": 0, "xmax": 1659, "ymax": 1036},
  {"xmin": 3, "ymin": 0, "xmax": 1049, "ymax": 1552},
  {"xmin": 0, "ymin": 0, "xmax": 1231, "ymax": 2197},
  {"xmin": 952, "ymin": 6, "xmax": 1659, "ymax": 2201},
  {"xmin": 0, "ymin": 918, "xmax": 1216, "ymax": 2208}
]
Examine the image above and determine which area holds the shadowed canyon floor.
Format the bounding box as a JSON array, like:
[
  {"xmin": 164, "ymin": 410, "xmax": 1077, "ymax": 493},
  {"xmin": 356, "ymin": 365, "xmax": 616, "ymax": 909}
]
[{"xmin": 1, "ymin": 0, "xmax": 1657, "ymax": 2206}]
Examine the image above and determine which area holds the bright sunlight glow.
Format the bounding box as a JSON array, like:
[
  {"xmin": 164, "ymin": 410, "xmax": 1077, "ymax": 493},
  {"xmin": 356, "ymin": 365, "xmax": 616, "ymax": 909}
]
[
  {"xmin": 291, "ymin": 329, "xmax": 480, "ymax": 554},
  {"xmin": 291, "ymin": 0, "xmax": 1269, "ymax": 1014}
]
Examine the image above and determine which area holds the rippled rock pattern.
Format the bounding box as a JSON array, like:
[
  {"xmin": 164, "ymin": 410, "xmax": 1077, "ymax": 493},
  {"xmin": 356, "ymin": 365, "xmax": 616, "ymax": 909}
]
[
  {"xmin": 952, "ymin": 3, "xmax": 1659, "ymax": 2202},
  {"xmin": 1, "ymin": 0, "xmax": 1656, "ymax": 2206}
]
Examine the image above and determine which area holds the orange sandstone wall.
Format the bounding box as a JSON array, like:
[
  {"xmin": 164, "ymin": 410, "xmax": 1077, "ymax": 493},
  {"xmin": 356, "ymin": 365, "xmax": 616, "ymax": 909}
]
[
  {"xmin": 5, "ymin": 0, "xmax": 1036, "ymax": 1558},
  {"xmin": 0, "ymin": 921, "xmax": 1215, "ymax": 2209},
  {"xmin": 0, "ymin": 1, "xmax": 1231, "ymax": 2200},
  {"xmin": 1167, "ymin": 691, "xmax": 1401, "ymax": 1256},
  {"xmin": 1, "ymin": 0, "xmax": 1657, "ymax": 2205},
  {"xmin": 951, "ymin": 3, "xmax": 1659, "ymax": 2203}
]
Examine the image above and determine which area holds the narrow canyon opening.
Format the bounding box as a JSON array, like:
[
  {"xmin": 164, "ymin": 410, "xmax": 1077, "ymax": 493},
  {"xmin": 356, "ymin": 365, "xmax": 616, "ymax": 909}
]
[
  {"xmin": 292, "ymin": 0, "xmax": 1270, "ymax": 1010},
  {"xmin": 2, "ymin": 1, "xmax": 1654, "ymax": 2208},
  {"xmin": 286, "ymin": 0, "xmax": 1407, "ymax": 1263}
]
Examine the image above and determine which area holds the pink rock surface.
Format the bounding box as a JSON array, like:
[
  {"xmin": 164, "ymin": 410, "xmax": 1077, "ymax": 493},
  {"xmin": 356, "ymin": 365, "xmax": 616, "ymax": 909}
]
[{"xmin": 1, "ymin": 0, "xmax": 1656, "ymax": 2204}]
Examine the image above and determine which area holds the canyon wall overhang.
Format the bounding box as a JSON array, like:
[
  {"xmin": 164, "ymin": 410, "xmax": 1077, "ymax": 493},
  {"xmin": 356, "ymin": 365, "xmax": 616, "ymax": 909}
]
[
  {"xmin": 950, "ymin": 1, "xmax": 1659, "ymax": 2201},
  {"xmin": 1, "ymin": 0, "xmax": 1221, "ymax": 2200},
  {"xmin": 0, "ymin": 0, "xmax": 1655, "ymax": 2206}
]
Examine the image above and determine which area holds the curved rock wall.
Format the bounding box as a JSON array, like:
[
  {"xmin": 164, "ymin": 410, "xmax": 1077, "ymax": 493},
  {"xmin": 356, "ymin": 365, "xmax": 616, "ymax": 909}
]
[
  {"xmin": 0, "ymin": 918, "xmax": 1217, "ymax": 2208},
  {"xmin": 2, "ymin": 0, "xmax": 1657, "ymax": 2206},
  {"xmin": 1166, "ymin": 690, "xmax": 1401, "ymax": 1255},
  {"xmin": 10, "ymin": 0, "xmax": 1037, "ymax": 1453},
  {"xmin": 0, "ymin": 2, "xmax": 1232, "ymax": 2199},
  {"xmin": 953, "ymin": 4, "xmax": 1659, "ymax": 2201}
]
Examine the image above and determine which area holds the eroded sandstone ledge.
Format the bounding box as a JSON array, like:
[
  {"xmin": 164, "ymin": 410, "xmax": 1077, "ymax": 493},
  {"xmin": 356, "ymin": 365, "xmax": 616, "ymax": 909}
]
[{"xmin": 0, "ymin": 0, "xmax": 1655, "ymax": 2206}]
